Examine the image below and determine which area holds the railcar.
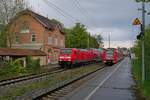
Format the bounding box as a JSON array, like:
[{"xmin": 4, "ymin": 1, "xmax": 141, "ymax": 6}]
[
  {"xmin": 88, "ymin": 49, "xmax": 100, "ymax": 62},
  {"xmin": 105, "ymin": 48, "xmax": 123, "ymax": 65},
  {"xmin": 100, "ymin": 48, "xmax": 106, "ymax": 63}
]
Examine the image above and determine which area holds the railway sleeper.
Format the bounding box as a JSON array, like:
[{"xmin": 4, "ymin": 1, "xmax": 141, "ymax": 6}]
[{"xmin": 50, "ymin": 93, "xmax": 65, "ymax": 97}]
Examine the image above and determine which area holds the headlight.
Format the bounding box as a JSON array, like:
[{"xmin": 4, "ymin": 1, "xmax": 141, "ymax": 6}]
[
  {"xmin": 66, "ymin": 57, "xmax": 71, "ymax": 59},
  {"xmin": 59, "ymin": 57, "xmax": 64, "ymax": 59}
]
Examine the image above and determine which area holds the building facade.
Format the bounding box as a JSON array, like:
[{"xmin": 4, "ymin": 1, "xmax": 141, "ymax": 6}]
[{"xmin": 7, "ymin": 9, "xmax": 65, "ymax": 65}]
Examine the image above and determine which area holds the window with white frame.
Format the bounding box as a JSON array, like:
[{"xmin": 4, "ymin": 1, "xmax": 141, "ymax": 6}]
[
  {"xmin": 48, "ymin": 37, "xmax": 53, "ymax": 44},
  {"xmin": 50, "ymin": 37, "xmax": 58, "ymax": 46},
  {"xmin": 31, "ymin": 34, "xmax": 36, "ymax": 42},
  {"xmin": 20, "ymin": 25, "xmax": 30, "ymax": 33},
  {"xmin": 55, "ymin": 38, "xmax": 58, "ymax": 45},
  {"xmin": 15, "ymin": 35, "xmax": 20, "ymax": 43},
  {"xmin": 20, "ymin": 21, "xmax": 30, "ymax": 33},
  {"xmin": 52, "ymin": 37, "xmax": 55, "ymax": 44}
]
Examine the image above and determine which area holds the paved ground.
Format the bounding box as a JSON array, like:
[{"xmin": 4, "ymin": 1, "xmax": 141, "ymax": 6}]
[{"xmin": 60, "ymin": 57, "xmax": 135, "ymax": 100}]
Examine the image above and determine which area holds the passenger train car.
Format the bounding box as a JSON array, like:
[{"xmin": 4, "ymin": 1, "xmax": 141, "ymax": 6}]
[{"xmin": 104, "ymin": 48, "xmax": 123, "ymax": 65}]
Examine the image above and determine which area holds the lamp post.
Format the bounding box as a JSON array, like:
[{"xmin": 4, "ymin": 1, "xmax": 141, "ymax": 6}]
[
  {"xmin": 108, "ymin": 33, "xmax": 110, "ymax": 48},
  {"xmin": 141, "ymin": 1, "xmax": 145, "ymax": 82}
]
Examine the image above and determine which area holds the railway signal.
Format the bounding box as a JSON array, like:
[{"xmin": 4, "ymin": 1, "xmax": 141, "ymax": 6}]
[
  {"xmin": 132, "ymin": 18, "xmax": 141, "ymax": 25},
  {"xmin": 136, "ymin": 32, "xmax": 143, "ymax": 40},
  {"xmin": 132, "ymin": 18, "xmax": 143, "ymax": 40}
]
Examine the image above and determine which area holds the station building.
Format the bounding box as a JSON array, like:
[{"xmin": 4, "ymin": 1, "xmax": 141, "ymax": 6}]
[{"xmin": 6, "ymin": 9, "xmax": 65, "ymax": 65}]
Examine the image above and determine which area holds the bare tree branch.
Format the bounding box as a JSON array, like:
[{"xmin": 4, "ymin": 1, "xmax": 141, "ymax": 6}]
[
  {"xmin": 0, "ymin": 0, "xmax": 26, "ymax": 47},
  {"xmin": 0, "ymin": 0, "xmax": 25, "ymax": 25}
]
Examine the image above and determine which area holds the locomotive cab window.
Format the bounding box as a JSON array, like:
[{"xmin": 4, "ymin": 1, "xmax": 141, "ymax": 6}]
[
  {"xmin": 106, "ymin": 50, "xmax": 113, "ymax": 54},
  {"xmin": 106, "ymin": 50, "xmax": 114, "ymax": 57},
  {"xmin": 60, "ymin": 49, "xmax": 71, "ymax": 54}
]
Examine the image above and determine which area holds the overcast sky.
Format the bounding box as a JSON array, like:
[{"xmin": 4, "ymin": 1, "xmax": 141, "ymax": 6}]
[{"xmin": 27, "ymin": 0, "xmax": 150, "ymax": 48}]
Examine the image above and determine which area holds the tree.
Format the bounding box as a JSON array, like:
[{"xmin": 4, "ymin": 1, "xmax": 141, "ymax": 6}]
[
  {"xmin": 135, "ymin": 0, "xmax": 150, "ymax": 2},
  {"xmin": 89, "ymin": 35, "xmax": 99, "ymax": 48},
  {"xmin": 65, "ymin": 23, "xmax": 100, "ymax": 48},
  {"xmin": 65, "ymin": 23, "xmax": 86, "ymax": 48},
  {"xmin": 0, "ymin": 0, "xmax": 26, "ymax": 47},
  {"xmin": 0, "ymin": 24, "xmax": 4, "ymax": 32},
  {"xmin": 95, "ymin": 34, "xmax": 103, "ymax": 47},
  {"xmin": 0, "ymin": 0, "xmax": 25, "ymax": 25}
]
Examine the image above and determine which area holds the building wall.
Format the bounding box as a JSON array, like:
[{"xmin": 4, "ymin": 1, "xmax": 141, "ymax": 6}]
[
  {"xmin": 44, "ymin": 26, "xmax": 65, "ymax": 64},
  {"xmin": 9, "ymin": 14, "xmax": 45, "ymax": 49},
  {"xmin": 8, "ymin": 13, "xmax": 65, "ymax": 65},
  {"xmin": 32, "ymin": 56, "xmax": 47, "ymax": 66}
]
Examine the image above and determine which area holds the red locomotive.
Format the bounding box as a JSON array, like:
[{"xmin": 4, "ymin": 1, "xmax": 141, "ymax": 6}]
[
  {"xmin": 58, "ymin": 48, "xmax": 76, "ymax": 68},
  {"xmin": 104, "ymin": 48, "xmax": 123, "ymax": 65},
  {"xmin": 58, "ymin": 48, "xmax": 103, "ymax": 68}
]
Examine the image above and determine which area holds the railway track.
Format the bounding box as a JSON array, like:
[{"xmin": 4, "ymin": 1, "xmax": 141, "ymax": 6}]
[
  {"xmin": 0, "ymin": 67, "xmax": 65, "ymax": 87},
  {"xmin": 33, "ymin": 66, "xmax": 105, "ymax": 100},
  {"xmin": 0, "ymin": 63, "xmax": 101, "ymax": 87}
]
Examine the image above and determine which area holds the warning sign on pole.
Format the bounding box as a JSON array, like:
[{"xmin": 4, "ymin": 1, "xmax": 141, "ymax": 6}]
[{"xmin": 132, "ymin": 18, "xmax": 141, "ymax": 25}]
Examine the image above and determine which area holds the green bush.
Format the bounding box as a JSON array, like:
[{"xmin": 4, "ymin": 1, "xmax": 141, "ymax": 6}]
[
  {"xmin": 26, "ymin": 56, "xmax": 41, "ymax": 72},
  {"xmin": 0, "ymin": 58, "xmax": 26, "ymax": 77},
  {"xmin": 132, "ymin": 26, "xmax": 150, "ymax": 100},
  {"xmin": 144, "ymin": 28, "xmax": 150, "ymax": 81},
  {"xmin": 0, "ymin": 57, "xmax": 41, "ymax": 80}
]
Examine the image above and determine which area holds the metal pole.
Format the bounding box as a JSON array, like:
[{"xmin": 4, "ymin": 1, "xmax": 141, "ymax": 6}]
[
  {"xmin": 87, "ymin": 34, "xmax": 90, "ymax": 48},
  {"xmin": 142, "ymin": 1, "xmax": 145, "ymax": 82},
  {"xmin": 109, "ymin": 33, "xmax": 110, "ymax": 48}
]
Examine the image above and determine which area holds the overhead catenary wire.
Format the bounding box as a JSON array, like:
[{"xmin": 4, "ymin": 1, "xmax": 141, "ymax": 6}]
[
  {"xmin": 43, "ymin": 0, "xmax": 75, "ymax": 23},
  {"xmin": 43, "ymin": 0, "xmax": 93, "ymax": 30},
  {"xmin": 72, "ymin": 0, "xmax": 92, "ymax": 29},
  {"xmin": 73, "ymin": 0, "xmax": 89, "ymax": 15},
  {"xmin": 73, "ymin": 0, "xmax": 97, "ymax": 30}
]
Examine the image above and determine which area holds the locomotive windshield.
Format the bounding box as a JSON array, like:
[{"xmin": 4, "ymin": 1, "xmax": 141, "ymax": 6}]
[
  {"xmin": 106, "ymin": 49, "xmax": 114, "ymax": 57},
  {"xmin": 60, "ymin": 49, "xmax": 72, "ymax": 54},
  {"xmin": 106, "ymin": 50, "xmax": 113, "ymax": 54}
]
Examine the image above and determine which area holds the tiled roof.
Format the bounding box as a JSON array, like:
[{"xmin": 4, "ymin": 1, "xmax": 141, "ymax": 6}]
[
  {"xmin": 0, "ymin": 48, "xmax": 46, "ymax": 56},
  {"xmin": 23, "ymin": 9, "xmax": 64, "ymax": 32},
  {"xmin": 31, "ymin": 10, "xmax": 57, "ymax": 30}
]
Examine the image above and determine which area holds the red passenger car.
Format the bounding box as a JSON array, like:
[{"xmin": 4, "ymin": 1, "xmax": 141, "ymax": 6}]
[
  {"xmin": 105, "ymin": 48, "xmax": 124, "ymax": 65},
  {"xmin": 88, "ymin": 48, "xmax": 103, "ymax": 62},
  {"xmin": 100, "ymin": 48, "xmax": 106, "ymax": 63}
]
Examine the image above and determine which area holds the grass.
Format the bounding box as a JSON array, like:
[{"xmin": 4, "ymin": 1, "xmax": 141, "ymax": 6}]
[
  {"xmin": 142, "ymin": 81, "xmax": 150, "ymax": 100},
  {"xmin": 0, "ymin": 64, "xmax": 101, "ymax": 100},
  {"xmin": 132, "ymin": 59, "xmax": 141, "ymax": 84},
  {"xmin": 131, "ymin": 27, "xmax": 150, "ymax": 100},
  {"xmin": 132, "ymin": 59, "xmax": 150, "ymax": 100},
  {"xmin": 0, "ymin": 66, "xmax": 49, "ymax": 81}
]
